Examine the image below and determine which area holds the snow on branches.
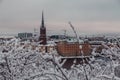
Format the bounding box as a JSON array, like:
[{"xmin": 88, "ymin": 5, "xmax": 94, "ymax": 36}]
[{"xmin": 0, "ymin": 38, "xmax": 120, "ymax": 80}]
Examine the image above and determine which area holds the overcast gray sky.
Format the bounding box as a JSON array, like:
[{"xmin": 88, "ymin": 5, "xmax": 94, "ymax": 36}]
[{"xmin": 0, "ymin": 0, "xmax": 120, "ymax": 35}]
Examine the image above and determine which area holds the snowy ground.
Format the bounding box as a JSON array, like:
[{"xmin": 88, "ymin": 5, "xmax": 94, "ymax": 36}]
[{"xmin": 0, "ymin": 38, "xmax": 120, "ymax": 80}]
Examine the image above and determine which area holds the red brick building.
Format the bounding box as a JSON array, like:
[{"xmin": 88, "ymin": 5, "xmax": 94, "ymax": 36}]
[{"xmin": 57, "ymin": 41, "xmax": 92, "ymax": 57}]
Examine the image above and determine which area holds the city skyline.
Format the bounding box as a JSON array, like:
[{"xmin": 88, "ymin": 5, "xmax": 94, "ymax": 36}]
[{"xmin": 0, "ymin": 0, "xmax": 120, "ymax": 36}]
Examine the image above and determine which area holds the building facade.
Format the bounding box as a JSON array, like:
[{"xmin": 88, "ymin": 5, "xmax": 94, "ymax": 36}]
[
  {"xmin": 57, "ymin": 41, "xmax": 81, "ymax": 56},
  {"xmin": 18, "ymin": 33, "xmax": 33, "ymax": 40},
  {"xmin": 57, "ymin": 41, "xmax": 92, "ymax": 57}
]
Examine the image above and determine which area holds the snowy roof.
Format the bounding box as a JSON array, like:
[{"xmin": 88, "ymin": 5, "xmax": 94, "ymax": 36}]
[{"xmin": 0, "ymin": 36, "xmax": 15, "ymax": 38}]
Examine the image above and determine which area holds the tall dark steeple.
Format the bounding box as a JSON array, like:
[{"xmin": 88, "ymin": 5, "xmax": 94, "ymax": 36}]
[
  {"xmin": 39, "ymin": 11, "xmax": 47, "ymax": 45},
  {"xmin": 41, "ymin": 11, "xmax": 44, "ymax": 28}
]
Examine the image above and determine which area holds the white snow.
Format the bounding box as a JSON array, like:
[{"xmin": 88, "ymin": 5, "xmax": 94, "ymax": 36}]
[{"xmin": 0, "ymin": 38, "xmax": 120, "ymax": 80}]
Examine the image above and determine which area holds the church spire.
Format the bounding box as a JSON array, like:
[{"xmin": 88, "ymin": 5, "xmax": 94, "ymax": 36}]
[
  {"xmin": 41, "ymin": 11, "xmax": 44, "ymax": 28},
  {"xmin": 39, "ymin": 11, "xmax": 46, "ymax": 45}
]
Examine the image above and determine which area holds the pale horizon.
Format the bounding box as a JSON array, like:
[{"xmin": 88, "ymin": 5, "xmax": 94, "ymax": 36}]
[{"xmin": 0, "ymin": 0, "xmax": 120, "ymax": 36}]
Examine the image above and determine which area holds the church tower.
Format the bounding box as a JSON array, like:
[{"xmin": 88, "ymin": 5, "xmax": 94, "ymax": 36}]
[{"xmin": 39, "ymin": 12, "xmax": 47, "ymax": 45}]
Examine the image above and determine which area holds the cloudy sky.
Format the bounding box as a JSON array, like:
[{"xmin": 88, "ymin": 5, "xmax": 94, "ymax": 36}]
[{"xmin": 0, "ymin": 0, "xmax": 120, "ymax": 36}]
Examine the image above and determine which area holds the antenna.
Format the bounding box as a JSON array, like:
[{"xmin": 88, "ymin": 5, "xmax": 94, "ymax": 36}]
[
  {"xmin": 62, "ymin": 29, "xmax": 67, "ymax": 38},
  {"xmin": 68, "ymin": 22, "xmax": 79, "ymax": 42}
]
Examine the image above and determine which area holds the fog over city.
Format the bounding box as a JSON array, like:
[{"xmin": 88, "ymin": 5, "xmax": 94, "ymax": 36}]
[{"xmin": 0, "ymin": 0, "xmax": 120, "ymax": 36}]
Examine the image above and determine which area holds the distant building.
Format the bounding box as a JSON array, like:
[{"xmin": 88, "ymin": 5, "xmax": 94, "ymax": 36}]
[
  {"xmin": 18, "ymin": 33, "xmax": 33, "ymax": 40},
  {"xmin": 81, "ymin": 41, "xmax": 92, "ymax": 56},
  {"xmin": 87, "ymin": 36, "xmax": 106, "ymax": 42},
  {"xmin": 49, "ymin": 35, "xmax": 66, "ymax": 40},
  {"xmin": 57, "ymin": 41, "xmax": 80, "ymax": 56},
  {"xmin": 57, "ymin": 41, "xmax": 92, "ymax": 57},
  {"xmin": 39, "ymin": 12, "xmax": 47, "ymax": 45}
]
